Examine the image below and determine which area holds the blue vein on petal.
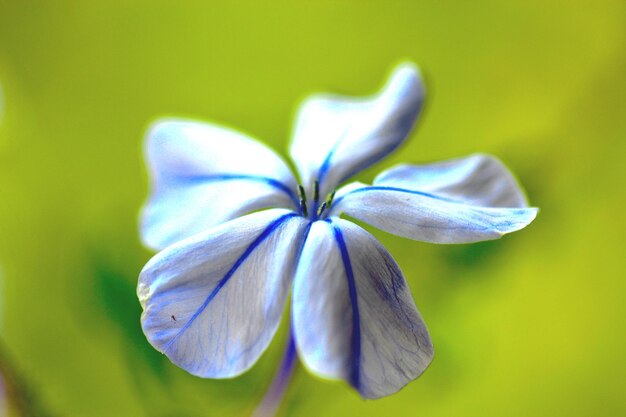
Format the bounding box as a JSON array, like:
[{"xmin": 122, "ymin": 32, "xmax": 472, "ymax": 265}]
[
  {"xmin": 162, "ymin": 212, "xmax": 298, "ymax": 353},
  {"xmin": 337, "ymin": 142, "xmax": 399, "ymax": 185},
  {"xmin": 175, "ymin": 174, "xmax": 299, "ymax": 207},
  {"xmin": 259, "ymin": 221, "xmax": 312, "ymax": 406},
  {"xmin": 317, "ymin": 147, "xmax": 336, "ymax": 188},
  {"xmin": 328, "ymin": 219, "xmax": 362, "ymax": 389},
  {"xmin": 317, "ymin": 94, "xmax": 420, "ymax": 192},
  {"xmin": 337, "ymin": 108, "xmax": 420, "ymax": 187},
  {"xmin": 333, "ymin": 185, "xmax": 464, "ymax": 208}
]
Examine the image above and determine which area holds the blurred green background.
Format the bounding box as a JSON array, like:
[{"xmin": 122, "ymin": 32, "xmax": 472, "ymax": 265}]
[{"xmin": 0, "ymin": 1, "xmax": 624, "ymax": 416}]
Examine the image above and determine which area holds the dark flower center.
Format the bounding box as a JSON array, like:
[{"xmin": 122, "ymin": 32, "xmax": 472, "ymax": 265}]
[{"xmin": 297, "ymin": 180, "xmax": 336, "ymax": 221}]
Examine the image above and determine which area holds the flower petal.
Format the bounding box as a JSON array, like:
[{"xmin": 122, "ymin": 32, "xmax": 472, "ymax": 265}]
[
  {"xmin": 374, "ymin": 153, "xmax": 529, "ymax": 208},
  {"xmin": 292, "ymin": 218, "xmax": 433, "ymax": 399},
  {"xmin": 141, "ymin": 119, "xmax": 299, "ymax": 250},
  {"xmin": 138, "ymin": 209, "xmax": 309, "ymax": 378},
  {"xmin": 289, "ymin": 63, "xmax": 425, "ymax": 200},
  {"xmin": 329, "ymin": 183, "xmax": 537, "ymax": 244}
]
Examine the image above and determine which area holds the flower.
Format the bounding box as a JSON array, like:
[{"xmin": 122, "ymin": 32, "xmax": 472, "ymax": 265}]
[{"xmin": 137, "ymin": 63, "xmax": 537, "ymax": 400}]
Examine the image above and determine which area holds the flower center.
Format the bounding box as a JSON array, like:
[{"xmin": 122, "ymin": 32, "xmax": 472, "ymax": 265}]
[{"xmin": 297, "ymin": 181, "xmax": 336, "ymax": 221}]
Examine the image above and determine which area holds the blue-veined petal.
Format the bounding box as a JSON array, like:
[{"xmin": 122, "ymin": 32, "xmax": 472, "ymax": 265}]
[
  {"xmin": 141, "ymin": 119, "xmax": 299, "ymax": 250},
  {"xmin": 374, "ymin": 153, "xmax": 529, "ymax": 207},
  {"xmin": 289, "ymin": 63, "xmax": 425, "ymax": 200},
  {"xmin": 292, "ymin": 219, "xmax": 433, "ymax": 399},
  {"xmin": 329, "ymin": 182, "xmax": 537, "ymax": 244},
  {"xmin": 138, "ymin": 209, "xmax": 309, "ymax": 378}
]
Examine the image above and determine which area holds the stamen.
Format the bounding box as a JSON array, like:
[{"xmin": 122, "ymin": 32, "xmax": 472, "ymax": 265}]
[
  {"xmin": 298, "ymin": 185, "xmax": 306, "ymax": 202},
  {"xmin": 297, "ymin": 184, "xmax": 309, "ymax": 216},
  {"xmin": 300, "ymin": 198, "xmax": 308, "ymax": 217},
  {"xmin": 317, "ymin": 201, "xmax": 327, "ymax": 216},
  {"xmin": 327, "ymin": 190, "xmax": 336, "ymax": 208},
  {"xmin": 313, "ymin": 180, "xmax": 320, "ymax": 202}
]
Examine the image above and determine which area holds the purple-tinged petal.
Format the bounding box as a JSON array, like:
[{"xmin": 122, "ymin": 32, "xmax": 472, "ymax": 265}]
[
  {"xmin": 329, "ymin": 182, "xmax": 537, "ymax": 244},
  {"xmin": 374, "ymin": 153, "xmax": 529, "ymax": 208},
  {"xmin": 138, "ymin": 209, "xmax": 309, "ymax": 378},
  {"xmin": 289, "ymin": 63, "xmax": 425, "ymax": 200},
  {"xmin": 292, "ymin": 218, "xmax": 433, "ymax": 399},
  {"xmin": 141, "ymin": 119, "xmax": 299, "ymax": 250}
]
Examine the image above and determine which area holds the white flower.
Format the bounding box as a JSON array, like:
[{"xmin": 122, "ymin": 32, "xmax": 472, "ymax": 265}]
[{"xmin": 137, "ymin": 63, "xmax": 537, "ymax": 399}]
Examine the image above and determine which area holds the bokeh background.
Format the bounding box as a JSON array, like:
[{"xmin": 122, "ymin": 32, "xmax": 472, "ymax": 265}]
[{"xmin": 0, "ymin": 1, "xmax": 624, "ymax": 416}]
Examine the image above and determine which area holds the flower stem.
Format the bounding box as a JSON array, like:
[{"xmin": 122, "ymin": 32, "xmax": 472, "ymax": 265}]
[{"xmin": 252, "ymin": 328, "xmax": 298, "ymax": 417}]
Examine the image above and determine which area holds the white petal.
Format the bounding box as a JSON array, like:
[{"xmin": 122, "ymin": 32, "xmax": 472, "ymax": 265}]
[
  {"xmin": 374, "ymin": 153, "xmax": 529, "ymax": 208},
  {"xmin": 141, "ymin": 119, "xmax": 299, "ymax": 250},
  {"xmin": 289, "ymin": 63, "xmax": 425, "ymax": 200},
  {"xmin": 292, "ymin": 219, "xmax": 433, "ymax": 399},
  {"xmin": 329, "ymin": 184, "xmax": 538, "ymax": 244},
  {"xmin": 138, "ymin": 209, "xmax": 309, "ymax": 378}
]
